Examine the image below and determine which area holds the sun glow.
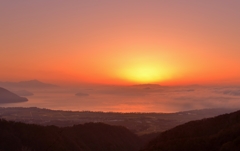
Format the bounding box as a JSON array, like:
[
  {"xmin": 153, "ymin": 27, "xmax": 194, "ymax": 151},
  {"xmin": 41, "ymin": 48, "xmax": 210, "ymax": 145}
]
[{"xmin": 119, "ymin": 64, "xmax": 170, "ymax": 84}]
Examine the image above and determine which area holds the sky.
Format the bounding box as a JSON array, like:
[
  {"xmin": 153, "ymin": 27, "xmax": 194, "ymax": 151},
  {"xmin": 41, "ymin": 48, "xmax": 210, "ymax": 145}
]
[{"xmin": 1, "ymin": 0, "xmax": 240, "ymax": 86}]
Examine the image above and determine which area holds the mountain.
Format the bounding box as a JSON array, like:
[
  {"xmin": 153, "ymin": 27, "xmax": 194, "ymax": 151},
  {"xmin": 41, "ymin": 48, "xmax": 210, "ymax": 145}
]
[
  {"xmin": 17, "ymin": 79, "xmax": 57, "ymax": 88},
  {"xmin": 0, "ymin": 119, "xmax": 141, "ymax": 151},
  {"xmin": 0, "ymin": 107, "xmax": 237, "ymax": 135},
  {"xmin": 0, "ymin": 80, "xmax": 57, "ymax": 89},
  {"xmin": 0, "ymin": 87, "xmax": 28, "ymax": 103},
  {"xmin": 142, "ymin": 110, "xmax": 240, "ymax": 151}
]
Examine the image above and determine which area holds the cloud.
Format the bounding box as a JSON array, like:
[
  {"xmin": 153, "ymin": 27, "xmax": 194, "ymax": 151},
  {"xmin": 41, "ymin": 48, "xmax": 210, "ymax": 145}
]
[
  {"xmin": 213, "ymin": 86, "xmax": 240, "ymax": 96},
  {"xmin": 221, "ymin": 90, "xmax": 240, "ymax": 96},
  {"xmin": 75, "ymin": 92, "xmax": 89, "ymax": 97}
]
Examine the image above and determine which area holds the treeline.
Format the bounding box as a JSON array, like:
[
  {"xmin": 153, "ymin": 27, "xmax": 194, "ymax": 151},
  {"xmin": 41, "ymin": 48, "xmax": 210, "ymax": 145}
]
[
  {"xmin": 0, "ymin": 119, "xmax": 142, "ymax": 151},
  {"xmin": 142, "ymin": 110, "xmax": 240, "ymax": 151},
  {"xmin": 2, "ymin": 109, "xmax": 240, "ymax": 151}
]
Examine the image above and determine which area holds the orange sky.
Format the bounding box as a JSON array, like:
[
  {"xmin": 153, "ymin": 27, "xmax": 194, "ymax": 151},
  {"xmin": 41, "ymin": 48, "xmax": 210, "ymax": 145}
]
[{"xmin": 1, "ymin": 1, "xmax": 240, "ymax": 85}]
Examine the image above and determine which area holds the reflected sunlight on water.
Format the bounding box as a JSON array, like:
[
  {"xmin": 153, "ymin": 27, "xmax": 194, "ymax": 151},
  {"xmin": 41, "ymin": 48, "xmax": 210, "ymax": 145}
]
[{"xmin": 1, "ymin": 86, "xmax": 240, "ymax": 113}]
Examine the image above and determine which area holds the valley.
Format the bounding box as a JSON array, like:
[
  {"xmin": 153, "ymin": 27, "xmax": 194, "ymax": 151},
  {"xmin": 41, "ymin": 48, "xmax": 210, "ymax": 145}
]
[{"xmin": 0, "ymin": 107, "xmax": 237, "ymax": 135}]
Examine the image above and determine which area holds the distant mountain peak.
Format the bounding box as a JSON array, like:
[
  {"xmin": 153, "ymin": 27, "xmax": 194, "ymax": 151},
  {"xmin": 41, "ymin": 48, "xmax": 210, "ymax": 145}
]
[
  {"xmin": 29, "ymin": 79, "xmax": 40, "ymax": 82},
  {"xmin": 0, "ymin": 80, "xmax": 58, "ymax": 89},
  {"xmin": 18, "ymin": 80, "xmax": 57, "ymax": 88},
  {"xmin": 19, "ymin": 79, "xmax": 41, "ymax": 83}
]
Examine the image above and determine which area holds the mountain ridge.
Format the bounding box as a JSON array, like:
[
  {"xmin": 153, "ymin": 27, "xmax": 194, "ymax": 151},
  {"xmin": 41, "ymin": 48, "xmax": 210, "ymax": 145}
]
[
  {"xmin": 0, "ymin": 119, "xmax": 141, "ymax": 151},
  {"xmin": 0, "ymin": 79, "xmax": 58, "ymax": 89},
  {"xmin": 142, "ymin": 110, "xmax": 240, "ymax": 151}
]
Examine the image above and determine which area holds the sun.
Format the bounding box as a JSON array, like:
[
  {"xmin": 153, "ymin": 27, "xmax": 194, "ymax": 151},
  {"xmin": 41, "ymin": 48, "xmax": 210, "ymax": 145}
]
[
  {"xmin": 112, "ymin": 46, "xmax": 173, "ymax": 84},
  {"xmin": 118, "ymin": 64, "xmax": 169, "ymax": 84}
]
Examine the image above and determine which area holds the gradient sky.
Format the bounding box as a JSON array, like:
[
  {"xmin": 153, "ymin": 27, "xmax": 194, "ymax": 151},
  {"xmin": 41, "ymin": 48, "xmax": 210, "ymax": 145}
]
[{"xmin": 1, "ymin": 0, "xmax": 240, "ymax": 85}]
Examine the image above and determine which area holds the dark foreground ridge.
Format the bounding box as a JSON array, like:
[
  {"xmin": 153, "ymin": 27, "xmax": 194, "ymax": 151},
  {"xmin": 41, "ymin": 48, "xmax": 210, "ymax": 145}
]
[
  {"xmin": 0, "ymin": 107, "xmax": 237, "ymax": 135},
  {"xmin": 0, "ymin": 87, "xmax": 28, "ymax": 103},
  {"xmin": 0, "ymin": 119, "xmax": 141, "ymax": 151},
  {"xmin": 142, "ymin": 110, "xmax": 240, "ymax": 151}
]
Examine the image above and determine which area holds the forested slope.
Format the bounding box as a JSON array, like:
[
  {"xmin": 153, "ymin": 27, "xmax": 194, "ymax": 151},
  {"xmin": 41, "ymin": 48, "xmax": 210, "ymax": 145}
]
[
  {"xmin": 143, "ymin": 110, "xmax": 240, "ymax": 151},
  {"xmin": 0, "ymin": 119, "xmax": 141, "ymax": 151}
]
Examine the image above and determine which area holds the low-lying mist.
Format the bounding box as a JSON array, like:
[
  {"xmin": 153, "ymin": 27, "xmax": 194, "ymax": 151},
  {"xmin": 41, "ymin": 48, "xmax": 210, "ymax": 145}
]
[{"xmin": 2, "ymin": 84, "xmax": 240, "ymax": 113}]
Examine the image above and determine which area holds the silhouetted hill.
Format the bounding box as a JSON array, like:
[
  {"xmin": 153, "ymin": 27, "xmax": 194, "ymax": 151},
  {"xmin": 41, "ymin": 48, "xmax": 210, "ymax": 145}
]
[
  {"xmin": 0, "ymin": 87, "xmax": 28, "ymax": 103},
  {"xmin": 0, "ymin": 107, "xmax": 237, "ymax": 135},
  {"xmin": 0, "ymin": 80, "xmax": 57, "ymax": 89},
  {"xmin": 0, "ymin": 119, "xmax": 141, "ymax": 151},
  {"xmin": 142, "ymin": 110, "xmax": 240, "ymax": 151},
  {"xmin": 140, "ymin": 132, "xmax": 161, "ymax": 147}
]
